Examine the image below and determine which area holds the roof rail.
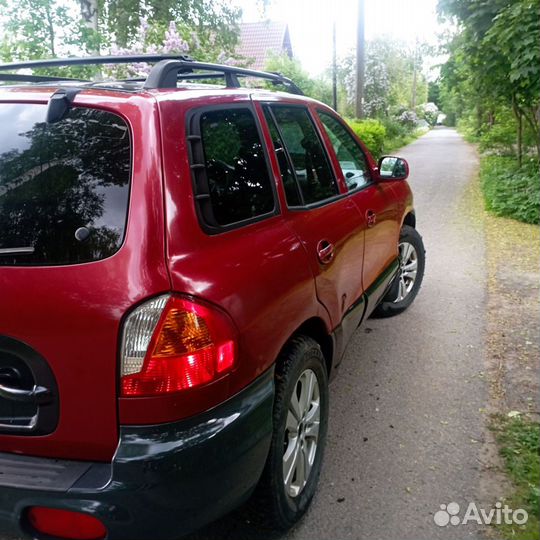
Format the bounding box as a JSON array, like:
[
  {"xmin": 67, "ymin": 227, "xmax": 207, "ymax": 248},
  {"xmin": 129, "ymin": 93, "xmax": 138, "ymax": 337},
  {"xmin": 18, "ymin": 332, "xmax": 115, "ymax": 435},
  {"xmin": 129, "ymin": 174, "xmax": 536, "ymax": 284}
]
[
  {"xmin": 0, "ymin": 54, "xmax": 304, "ymax": 95},
  {"xmin": 0, "ymin": 73, "xmax": 88, "ymax": 83}
]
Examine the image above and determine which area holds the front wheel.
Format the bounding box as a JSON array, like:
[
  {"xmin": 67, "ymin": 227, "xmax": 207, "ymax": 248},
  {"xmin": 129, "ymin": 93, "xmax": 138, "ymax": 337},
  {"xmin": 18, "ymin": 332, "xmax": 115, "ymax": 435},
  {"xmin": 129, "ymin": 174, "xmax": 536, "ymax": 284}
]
[
  {"xmin": 249, "ymin": 336, "xmax": 329, "ymax": 531},
  {"xmin": 372, "ymin": 225, "xmax": 425, "ymax": 317}
]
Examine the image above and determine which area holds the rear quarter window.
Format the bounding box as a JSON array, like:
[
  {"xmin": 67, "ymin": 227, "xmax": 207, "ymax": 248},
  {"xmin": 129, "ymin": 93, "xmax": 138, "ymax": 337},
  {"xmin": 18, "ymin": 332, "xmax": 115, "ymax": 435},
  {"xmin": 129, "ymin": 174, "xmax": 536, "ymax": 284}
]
[
  {"xmin": 0, "ymin": 103, "xmax": 131, "ymax": 266},
  {"xmin": 188, "ymin": 106, "xmax": 276, "ymax": 231}
]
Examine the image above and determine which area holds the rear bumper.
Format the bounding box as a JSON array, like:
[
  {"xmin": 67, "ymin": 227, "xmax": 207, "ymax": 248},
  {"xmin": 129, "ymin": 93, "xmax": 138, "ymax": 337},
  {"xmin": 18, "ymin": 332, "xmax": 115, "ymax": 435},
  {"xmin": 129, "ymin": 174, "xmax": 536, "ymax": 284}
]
[{"xmin": 0, "ymin": 368, "xmax": 274, "ymax": 540}]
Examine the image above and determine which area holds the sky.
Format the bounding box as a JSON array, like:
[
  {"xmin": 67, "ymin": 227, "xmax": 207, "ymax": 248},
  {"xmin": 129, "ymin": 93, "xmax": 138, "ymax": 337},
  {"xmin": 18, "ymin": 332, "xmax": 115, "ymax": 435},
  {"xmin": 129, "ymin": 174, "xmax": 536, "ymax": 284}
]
[{"xmin": 236, "ymin": 0, "xmax": 444, "ymax": 76}]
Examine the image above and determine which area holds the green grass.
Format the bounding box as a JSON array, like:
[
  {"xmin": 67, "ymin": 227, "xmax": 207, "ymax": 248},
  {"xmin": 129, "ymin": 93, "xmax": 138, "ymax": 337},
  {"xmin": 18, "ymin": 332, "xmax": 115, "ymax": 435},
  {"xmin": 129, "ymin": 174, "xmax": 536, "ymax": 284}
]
[
  {"xmin": 490, "ymin": 414, "xmax": 540, "ymax": 539},
  {"xmin": 480, "ymin": 156, "xmax": 540, "ymax": 224}
]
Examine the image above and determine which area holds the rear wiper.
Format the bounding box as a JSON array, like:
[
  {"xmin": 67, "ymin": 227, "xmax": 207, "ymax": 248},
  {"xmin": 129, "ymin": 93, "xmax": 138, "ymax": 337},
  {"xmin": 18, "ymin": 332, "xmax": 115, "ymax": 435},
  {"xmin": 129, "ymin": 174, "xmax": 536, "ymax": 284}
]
[{"xmin": 0, "ymin": 247, "xmax": 35, "ymax": 255}]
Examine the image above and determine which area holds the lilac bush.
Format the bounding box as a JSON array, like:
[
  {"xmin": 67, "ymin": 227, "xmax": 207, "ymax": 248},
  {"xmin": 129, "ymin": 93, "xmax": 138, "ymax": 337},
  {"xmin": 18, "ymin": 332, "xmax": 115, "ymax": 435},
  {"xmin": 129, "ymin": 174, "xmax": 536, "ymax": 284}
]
[
  {"xmin": 398, "ymin": 110, "xmax": 418, "ymax": 128},
  {"xmin": 104, "ymin": 18, "xmax": 193, "ymax": 78}
]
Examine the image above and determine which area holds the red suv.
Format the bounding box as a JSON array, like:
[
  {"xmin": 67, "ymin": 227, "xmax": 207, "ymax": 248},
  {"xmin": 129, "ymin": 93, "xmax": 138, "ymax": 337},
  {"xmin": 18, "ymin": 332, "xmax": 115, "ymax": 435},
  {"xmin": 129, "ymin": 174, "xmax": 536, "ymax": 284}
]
[{"xmin": 0, "ymin": 55, "xmax": 425, "ymax": 540}]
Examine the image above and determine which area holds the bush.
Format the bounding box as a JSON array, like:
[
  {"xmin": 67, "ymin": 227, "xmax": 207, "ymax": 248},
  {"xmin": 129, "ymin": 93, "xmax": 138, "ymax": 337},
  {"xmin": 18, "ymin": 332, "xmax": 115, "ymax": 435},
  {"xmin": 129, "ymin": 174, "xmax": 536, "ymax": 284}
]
[
  {"xmin": 397, "ymin": 110, "xmax": 418, "ymax": 129},
  {"xmin": 421, "ymin": 102, "xmax": 440, "ymax": 126},
  {"xmin": 480, "ymin": 156, "xmax": 540, "ymax": 224},
  {"xmin": 479, "ymin": 122, "xmax": 515, "ymax": 155},
  {"xmin": 381, "ymin": 117, "xmax": 409, "ymax": 140},
  {"xmin": 380, "ymin": 116, "xmax": 426, "ymax": 154},
  {"xmin": 346, "ymin": 118, "xmax": 386, "ymax": 159}
]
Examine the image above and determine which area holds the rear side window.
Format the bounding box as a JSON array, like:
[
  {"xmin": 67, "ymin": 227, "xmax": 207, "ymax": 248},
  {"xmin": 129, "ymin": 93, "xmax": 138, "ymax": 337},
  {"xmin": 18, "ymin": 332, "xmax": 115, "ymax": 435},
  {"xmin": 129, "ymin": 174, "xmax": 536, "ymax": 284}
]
[
  {"xmin": 269, "ymin": 106, "xmax": 338, "ymax": 205},
  {"xmin": 318, "ymin": 111, "xmax": 371, "ymax": 191},
  {"xmin": 262, "ymin": 106, "xmax": 302, "ymax": 207},
  {"xmin": 195, "ymin": 107, "xmax": 275, "ymax": 228},
  {"xmin": 0, "ymin": 104, "xmax": 131, "ymax": 266}
]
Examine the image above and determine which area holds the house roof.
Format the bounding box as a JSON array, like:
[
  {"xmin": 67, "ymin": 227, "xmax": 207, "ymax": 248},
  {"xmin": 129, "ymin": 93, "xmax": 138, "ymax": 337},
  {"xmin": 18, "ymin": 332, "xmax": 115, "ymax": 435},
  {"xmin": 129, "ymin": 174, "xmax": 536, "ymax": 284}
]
[{"xmin": 236, "ymin": 21, "xmax": 293, "ymax": 71}]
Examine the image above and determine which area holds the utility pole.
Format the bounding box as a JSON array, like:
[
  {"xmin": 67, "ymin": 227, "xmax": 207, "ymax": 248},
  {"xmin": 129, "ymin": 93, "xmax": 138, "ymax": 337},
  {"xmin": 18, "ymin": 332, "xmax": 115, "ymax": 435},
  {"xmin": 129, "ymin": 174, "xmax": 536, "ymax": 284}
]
[
  {"xmin": 332, "ymin": 21, "xmax": 337, "ymax": 111},
  {"xmin": 411, "ymin": 39, "xmax": 419, "ymax": 109},
  {"xmin": 355, "ymin": 0, "xmax": 365, "ymax": 119}
]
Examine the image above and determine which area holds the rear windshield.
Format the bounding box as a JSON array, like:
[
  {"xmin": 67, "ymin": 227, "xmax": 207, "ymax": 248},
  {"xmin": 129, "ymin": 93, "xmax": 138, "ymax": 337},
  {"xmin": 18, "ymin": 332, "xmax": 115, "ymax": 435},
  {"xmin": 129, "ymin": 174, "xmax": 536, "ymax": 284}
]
[{"xmin": 0, "ymin": 103, "xmax": 131, "ymax": 266}]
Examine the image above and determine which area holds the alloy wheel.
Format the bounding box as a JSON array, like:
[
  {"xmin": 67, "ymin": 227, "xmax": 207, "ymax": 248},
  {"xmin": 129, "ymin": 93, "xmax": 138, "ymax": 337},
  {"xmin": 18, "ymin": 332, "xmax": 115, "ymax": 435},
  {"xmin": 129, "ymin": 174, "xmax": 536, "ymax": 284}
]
[
  {"xmin": 283, "ymin": 368, "xmax": 321, "ymax": 498},
  {"xmin": 394, "ymin": 241, "xmax": 418, "ymax": 303}
]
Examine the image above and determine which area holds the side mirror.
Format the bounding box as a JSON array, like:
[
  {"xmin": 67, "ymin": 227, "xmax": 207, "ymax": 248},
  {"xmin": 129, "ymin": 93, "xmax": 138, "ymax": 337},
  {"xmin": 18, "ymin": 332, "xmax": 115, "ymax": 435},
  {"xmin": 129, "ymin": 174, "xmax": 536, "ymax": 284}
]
[{"xmin": 378, "ymin": 156, "xmax": 409, "ymax": 181}]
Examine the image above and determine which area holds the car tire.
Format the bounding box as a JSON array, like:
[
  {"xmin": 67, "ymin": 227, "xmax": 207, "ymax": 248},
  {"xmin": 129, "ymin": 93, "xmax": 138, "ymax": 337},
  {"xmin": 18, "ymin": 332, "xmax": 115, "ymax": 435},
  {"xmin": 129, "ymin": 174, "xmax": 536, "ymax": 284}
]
[
  {"xmin": 372, "ymin": 225, "xmax": 425, "ymax": 318},
  {"xmin": 249, "ymin": 336, "xmax": 329, "ymax": 531}
]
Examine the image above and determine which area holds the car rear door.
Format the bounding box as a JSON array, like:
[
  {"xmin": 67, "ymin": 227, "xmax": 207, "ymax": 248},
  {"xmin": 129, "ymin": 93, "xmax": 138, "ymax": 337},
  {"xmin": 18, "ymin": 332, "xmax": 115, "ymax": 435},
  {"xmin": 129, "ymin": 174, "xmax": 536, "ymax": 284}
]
[
  {"xmin": 157, "ymin": 95, "xmax": 320, "ymax": 404},
  {"xmin": 259, "ymin": 101, "xmax": 366, "ymax": 330}
]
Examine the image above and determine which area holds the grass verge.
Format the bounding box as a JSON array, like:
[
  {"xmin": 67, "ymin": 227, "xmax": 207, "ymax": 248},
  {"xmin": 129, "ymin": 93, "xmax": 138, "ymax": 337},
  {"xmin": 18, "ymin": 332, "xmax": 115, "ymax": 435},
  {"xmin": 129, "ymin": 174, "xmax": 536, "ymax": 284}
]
[
  {"xmin": 479, "ymin": 155, "xmax": 539, "ymax": 225},
  {"xmin": 489, "ymin": 414, "xmax": 540, "ymax": 540}
]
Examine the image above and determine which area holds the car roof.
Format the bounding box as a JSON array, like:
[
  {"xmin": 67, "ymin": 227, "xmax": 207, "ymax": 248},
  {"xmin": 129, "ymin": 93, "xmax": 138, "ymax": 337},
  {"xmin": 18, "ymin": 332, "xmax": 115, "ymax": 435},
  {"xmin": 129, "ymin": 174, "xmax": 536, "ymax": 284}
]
[{"xmin": 0, "ymin": 82, "xmax": 323, "ymax": 109}]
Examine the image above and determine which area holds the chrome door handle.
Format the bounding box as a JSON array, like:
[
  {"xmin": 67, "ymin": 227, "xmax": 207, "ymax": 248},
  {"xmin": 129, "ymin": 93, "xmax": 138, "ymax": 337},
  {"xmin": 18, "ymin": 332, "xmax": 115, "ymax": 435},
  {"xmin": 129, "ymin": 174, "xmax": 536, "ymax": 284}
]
[
  {"xmin": 366, "ymin": 210, "xmax": 377, "ymax": 228},
  {"xmin": 317, "ymin": 240, "xmax": 334, "ymax": 264}
]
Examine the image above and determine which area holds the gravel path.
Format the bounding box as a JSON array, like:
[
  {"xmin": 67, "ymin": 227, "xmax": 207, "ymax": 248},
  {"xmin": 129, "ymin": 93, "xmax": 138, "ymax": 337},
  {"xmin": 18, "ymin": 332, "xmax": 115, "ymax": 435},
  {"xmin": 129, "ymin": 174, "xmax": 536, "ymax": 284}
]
[{"xmin": 190, "ymin": 127, "xmax": 489, "ymax": 540}]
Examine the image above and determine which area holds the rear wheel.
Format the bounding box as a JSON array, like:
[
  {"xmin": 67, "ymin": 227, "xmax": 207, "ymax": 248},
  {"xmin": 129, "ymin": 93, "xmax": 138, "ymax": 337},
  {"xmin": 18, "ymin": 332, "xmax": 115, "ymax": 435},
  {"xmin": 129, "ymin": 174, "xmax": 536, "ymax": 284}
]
[
  {"xmin": 250, "ymin": 336, "xmax": 329, "ymax": 530},
  {"xmin": 372, "ymin": 225, "xmax": 425, "ymax": 317}
]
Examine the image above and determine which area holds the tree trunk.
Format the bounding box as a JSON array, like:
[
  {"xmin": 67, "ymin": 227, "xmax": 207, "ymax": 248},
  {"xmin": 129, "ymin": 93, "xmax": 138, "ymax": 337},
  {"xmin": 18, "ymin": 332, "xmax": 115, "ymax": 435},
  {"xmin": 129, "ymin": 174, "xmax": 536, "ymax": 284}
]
[
  {"xmin": 476, "ymin": 104, "xmax": 483, "ymax": 136},
  {"xmin": 516, "ymin": 101, "xmax": 540, "ymax": 161},
  {"xmin": 332, "ymin": 21, "xmax": 337, "ymax": 112},
  {"xmin": 517, "ymin": 111, "xmax": 523, "ymax": 168},
  {"xmin": 79, "ymin": 0, "xmax": 99, "ymax": 54},
  {"xmin": 488, "ymin": 110, "xmax": 495, "ymax": 128},
  {"xmin": 44, "ymin": 5, "xmax": 56, "ymax": 57},
  {"xmin": 411, "ymin": 41, "xmax": 418, "ymax": 109}
]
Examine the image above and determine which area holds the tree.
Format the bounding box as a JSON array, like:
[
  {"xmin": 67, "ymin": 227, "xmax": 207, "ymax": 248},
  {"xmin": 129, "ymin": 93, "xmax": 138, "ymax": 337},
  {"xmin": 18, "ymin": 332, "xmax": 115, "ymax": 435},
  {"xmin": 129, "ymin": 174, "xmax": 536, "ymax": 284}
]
[
  {"xmin": 264, "ymin": 53, "xmax": 333, "ymax": 105},
  {"xmin": 438, "ymin": 0, "xmax": 540, "ymax": 162},
  {"xmin": 337, "ymin": 39, "xmax": 429, "ymax": 119},
  {"xmin": 428, "ymin": 80, "xmax": 441, "ymax": 108},
  {"xmin": 0, "ymin": 0, "xmax": 241, "ymax": 65},
  {"xmin": 486, "ymin": 0, "xmax": 540, "ymax": 158},
  {"xmin": 0, "ymin": 0, "xmax": 79, "ymax": 60}
]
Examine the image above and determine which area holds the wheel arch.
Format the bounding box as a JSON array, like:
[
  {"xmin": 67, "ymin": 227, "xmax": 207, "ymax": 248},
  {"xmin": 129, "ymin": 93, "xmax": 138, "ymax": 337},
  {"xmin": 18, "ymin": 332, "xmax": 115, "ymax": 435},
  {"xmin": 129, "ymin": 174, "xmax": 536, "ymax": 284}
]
[
  {"xmin": 277, "ymin": 317, "xmax": 334, "ymax": 377},
  {"xmin": 402, "ymin": 211, "xmax": 416, "ymax": 229}
]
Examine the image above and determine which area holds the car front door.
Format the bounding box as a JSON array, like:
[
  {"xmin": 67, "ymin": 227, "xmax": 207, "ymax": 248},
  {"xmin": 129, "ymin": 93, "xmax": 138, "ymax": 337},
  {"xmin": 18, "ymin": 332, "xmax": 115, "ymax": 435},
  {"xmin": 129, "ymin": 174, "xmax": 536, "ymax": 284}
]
[
  {"xmin": 259, "ymin": 102, "xmax": 366, "ymax": 332},
  {"xmin": 315, "ymin": 110, "xmax": 400, "ymax": 299}
]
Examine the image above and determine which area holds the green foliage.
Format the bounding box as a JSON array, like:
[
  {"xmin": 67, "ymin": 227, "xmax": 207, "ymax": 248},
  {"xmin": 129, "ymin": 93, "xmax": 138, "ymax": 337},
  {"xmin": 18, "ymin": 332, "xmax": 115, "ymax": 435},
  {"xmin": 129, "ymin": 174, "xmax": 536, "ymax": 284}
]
[
  {"xmin": 480, "ymin": 156, "xmax": 540, "ymax": 224},
  {"xmin": 438, "ymin": 0, "xmax": 540, "ymax": 158},
  {"xmin": 478, "ymin": 109, "xmax": 518, "ymax": 155},
  {"xmin": 264, "ymin": 53, "xmax": 332, "ymax": 105},
  {"xmin": 0, "ymin": 0, "xmax": 79, "ymax": 59},
  {"xmin": 457, "ymin": 106, "xmax": 538, "ymax": 157},
  {"xmin": 382, "ymin": 116, "xmax": 426, "ymax": 153},
  {"xmin": 346, "ymin": 119, "xmax": 386, "ymax": 159},
  {"xmin": 337, "ymin": 38, "xmax": 429, "ymax": 119},
  {"xmin": 345, "ymin": 116, "xmax": 425, "ymax": 159},
  {"xmin": 380, "ymin": 117, "xmax": 409, "ymax": 140},
  {"xmin": 100, "ymin": 0, "xmax": 240, "ymax": 49},
  {"xmin": 427, "ymin": 80, "xmax": 441, "ymax": 108},
  {"xmin": 0, "ymin": 0, "xmax": 241, "ymax": 67},
  {"xmin": 490, "ymin": 415, "xmax": 540, "ymax": 539}
]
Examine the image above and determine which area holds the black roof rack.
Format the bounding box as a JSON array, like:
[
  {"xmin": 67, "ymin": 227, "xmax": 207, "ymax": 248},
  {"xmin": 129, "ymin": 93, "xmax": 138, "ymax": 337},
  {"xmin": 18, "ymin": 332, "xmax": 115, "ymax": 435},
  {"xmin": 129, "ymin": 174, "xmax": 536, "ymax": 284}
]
[{"xmin": 0, "ymin": 54, "xmax": 304, "ymax": 95}]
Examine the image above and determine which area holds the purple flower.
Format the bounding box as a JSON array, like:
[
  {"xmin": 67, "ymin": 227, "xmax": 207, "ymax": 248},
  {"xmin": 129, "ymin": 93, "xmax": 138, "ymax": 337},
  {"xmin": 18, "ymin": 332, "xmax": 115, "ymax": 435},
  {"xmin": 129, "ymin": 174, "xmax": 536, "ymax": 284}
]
[{"xmin": 164, "ymin": 21, "xmax": 189, "ymax": 54}]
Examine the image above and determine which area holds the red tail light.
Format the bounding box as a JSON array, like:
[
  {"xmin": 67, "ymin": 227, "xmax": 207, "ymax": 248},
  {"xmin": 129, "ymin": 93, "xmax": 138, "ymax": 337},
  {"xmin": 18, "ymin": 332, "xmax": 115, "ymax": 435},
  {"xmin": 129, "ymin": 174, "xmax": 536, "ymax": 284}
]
[
  {"xmin": 27, "ymin": 507, "xmax": 106, "ymax": 540},
  {"xmin": 120, "ymin": 295, "xmax": 236, "ymax": 396}
]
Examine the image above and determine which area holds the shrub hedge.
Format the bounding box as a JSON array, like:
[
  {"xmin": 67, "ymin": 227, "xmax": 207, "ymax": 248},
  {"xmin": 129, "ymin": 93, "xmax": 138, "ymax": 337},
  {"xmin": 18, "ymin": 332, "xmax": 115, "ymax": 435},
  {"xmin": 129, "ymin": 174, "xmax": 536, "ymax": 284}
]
[{"xmin": 481, "ymin": 156, "xmax": 540, "ymax": 224}]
